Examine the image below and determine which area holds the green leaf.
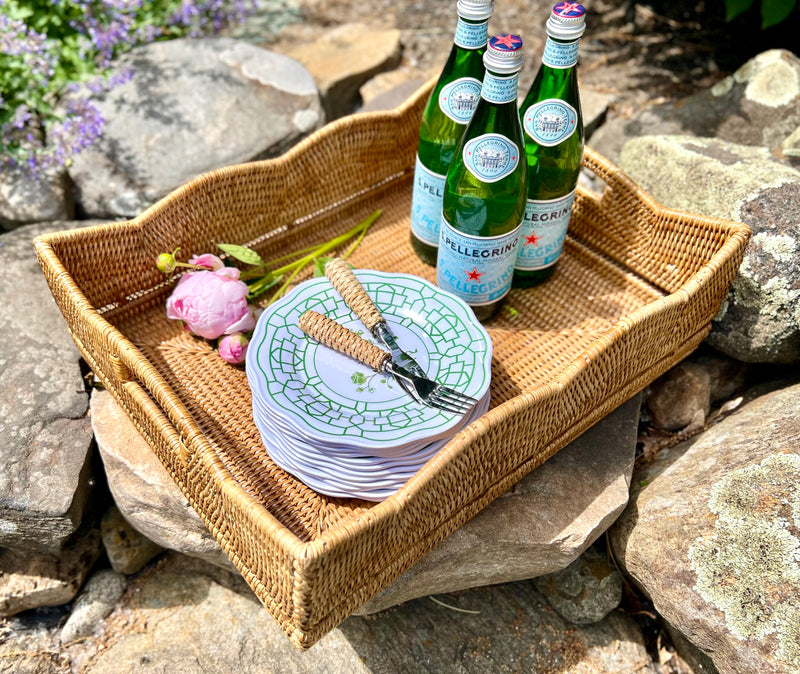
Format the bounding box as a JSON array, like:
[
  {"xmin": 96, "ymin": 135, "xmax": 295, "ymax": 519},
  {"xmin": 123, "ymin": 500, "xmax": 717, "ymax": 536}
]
[
  {"xmin": 216, "ymin": 243, "xmax": 264, "ymax": 266},
  {"xmin": 761, "ymin": 0, "xmax": 796, "ymax": 27},
  {"xmin": 725, "ymin": 0, "xmax": 756, "ymax": 20}
]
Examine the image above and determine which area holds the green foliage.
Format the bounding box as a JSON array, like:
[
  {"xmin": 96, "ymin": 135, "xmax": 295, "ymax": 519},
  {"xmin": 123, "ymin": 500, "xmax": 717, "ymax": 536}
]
[
  {"xmin": 1, "ymin": 0, "xmax": 254, "ymax": 170},
  {"xmin": 725, "ymin": 0, "xmax": 797, "ymax": 28}
]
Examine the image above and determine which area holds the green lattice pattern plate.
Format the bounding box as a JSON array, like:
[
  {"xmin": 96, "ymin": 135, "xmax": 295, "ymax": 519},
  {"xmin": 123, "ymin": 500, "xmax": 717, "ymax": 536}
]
[{"xmin": 246, "ymin": 270, "xmax": 492, "ymax": 452}]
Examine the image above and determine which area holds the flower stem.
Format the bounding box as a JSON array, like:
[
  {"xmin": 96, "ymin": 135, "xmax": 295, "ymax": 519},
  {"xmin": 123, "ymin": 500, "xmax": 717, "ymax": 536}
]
[{"xmin": 266, "ymin": 209, "xmax": 381, "ymax": 304}]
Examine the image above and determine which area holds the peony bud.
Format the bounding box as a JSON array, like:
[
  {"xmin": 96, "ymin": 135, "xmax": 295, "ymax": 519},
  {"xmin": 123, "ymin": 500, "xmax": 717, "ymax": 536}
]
[
  {"xmin": 218, "ymin": 332, "xmax": 249, "ymax": 365},
  {"xmin": 156, "ymin": 252, "xmax": 177, "ymax": 274}
]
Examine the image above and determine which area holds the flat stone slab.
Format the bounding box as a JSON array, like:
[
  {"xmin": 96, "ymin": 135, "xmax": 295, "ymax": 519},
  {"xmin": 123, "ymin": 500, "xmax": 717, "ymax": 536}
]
[
  {"xmin": 91, "ymin": 390, "xmax": 232, "ymax": 570},
  {"xmin": 0, "ymin": 221, "xmax": 99, "ymax": 553},
  {"xmin": 358, "ymin": 393, "xmax": 641, "ymax": 613},
  {"xmin": 29, "ymin": 552, "xmax": 654, "ymax": 672}
]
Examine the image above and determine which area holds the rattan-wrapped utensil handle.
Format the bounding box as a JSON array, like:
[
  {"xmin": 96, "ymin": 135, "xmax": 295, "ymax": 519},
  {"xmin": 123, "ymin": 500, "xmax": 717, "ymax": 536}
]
[
  {"xmin": 324, "ymin": 258, "xmax": 383, "ymax": 333},
  {"xmin": 298, "ymin": 310, "xmax": 389, "ymax": 372}
]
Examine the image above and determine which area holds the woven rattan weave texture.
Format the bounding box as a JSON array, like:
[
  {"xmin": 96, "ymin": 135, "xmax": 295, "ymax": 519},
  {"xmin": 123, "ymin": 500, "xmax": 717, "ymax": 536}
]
[{"xmin": 34, "ymin": 82, "xmax": 750, "ymax": 648}]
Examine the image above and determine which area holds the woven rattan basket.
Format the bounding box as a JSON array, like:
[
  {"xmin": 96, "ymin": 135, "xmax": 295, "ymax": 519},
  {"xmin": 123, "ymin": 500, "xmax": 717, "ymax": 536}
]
[{"xmin": 35, "ymin": 82, "xmax": 749, "ymax": 648}]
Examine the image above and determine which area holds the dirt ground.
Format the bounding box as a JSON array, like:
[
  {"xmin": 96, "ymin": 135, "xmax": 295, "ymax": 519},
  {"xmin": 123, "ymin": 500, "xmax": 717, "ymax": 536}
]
[{"xmin": 271, "ymin": 0, "xmax": 799, "ymax": 117}]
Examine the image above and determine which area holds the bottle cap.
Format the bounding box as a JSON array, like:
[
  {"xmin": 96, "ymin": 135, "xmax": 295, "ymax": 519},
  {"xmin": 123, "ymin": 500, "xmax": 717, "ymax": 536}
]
[
  {"xmin": 483, "ymin": 34, "xmax": 524, "ymax": 74},
  {"xmin": 546, "ymin": 2, "xmax": 586, "ymax": 40},
  {"xmin": 457, "ymin": 0, "xmax": 494, "ymax": 21}
]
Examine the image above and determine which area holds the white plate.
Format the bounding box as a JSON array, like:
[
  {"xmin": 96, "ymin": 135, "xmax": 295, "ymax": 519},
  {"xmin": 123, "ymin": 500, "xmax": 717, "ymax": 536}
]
[{"xmin": 246, "ymin": 271, "xmax": 492, "ymax": 455}]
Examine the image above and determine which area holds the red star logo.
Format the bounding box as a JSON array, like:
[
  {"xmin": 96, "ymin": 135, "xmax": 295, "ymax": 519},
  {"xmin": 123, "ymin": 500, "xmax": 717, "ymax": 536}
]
[
  {"xmin": 466, "ymin": 267, "xmax": 484, "ymax": 282},
  {"xmin": 524, "ymin": 231, "xmax": 542, "ymax": 247},
  {"xmin": 555, "ymin": 2, "xmax": 583, "ymax": 16},
  {"xmin": 493, "ymin": 34, "xmax": 521, "ymax": 49}
]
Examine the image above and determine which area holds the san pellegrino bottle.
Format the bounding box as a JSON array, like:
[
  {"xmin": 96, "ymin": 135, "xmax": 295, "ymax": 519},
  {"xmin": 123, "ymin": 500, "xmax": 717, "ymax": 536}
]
[
  {"xmin": 515, "ymin": 2, "xmax": 586, "ymax": 287},
  {"xmin": 410, "ymin": 0, "xmax": 494, "ymax": 266},
  {"xmin": 437, "ymin": 34, "xmax": 527, "ymax": 322}
]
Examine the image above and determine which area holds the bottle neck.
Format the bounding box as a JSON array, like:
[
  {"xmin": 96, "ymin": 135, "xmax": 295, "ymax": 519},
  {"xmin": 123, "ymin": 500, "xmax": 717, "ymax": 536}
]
[
  {"xmin": 480, "ymin": 69, "xmax": 520, "ymax": 105},
  {"xmin": 453, "ymin": 16, "xmax": 490, "ymax": 51},
  {"xmin": 541, "ymin": 35, "xmax": 580, "ymax": 70}
]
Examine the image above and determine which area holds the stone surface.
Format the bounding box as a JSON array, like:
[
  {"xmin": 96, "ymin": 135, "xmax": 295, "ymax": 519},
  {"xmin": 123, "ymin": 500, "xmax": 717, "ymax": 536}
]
[
  {"xmin": 609, "ymin": 382, "xmax": 800, "ymax": 674},
  {"xmin": 590, "ymin": 49, "xmax": 800, "ymax": 164},
  {"xmin": 282, "ymin": 22, "xmax": 402, "ymax": 119},
  {"xmin": 0, "ymin": 221, "xmax": 99, "ymax": 553},
  {"xmin": 360, "ymin": 71, "xmax": 428, "ymax": 112},
  {"xmin": 100, "ymin": 505, "xmax": 164, "ymax": 575},
  {"xmin": 646, "ymin": 361, "xmax": 712, "ymax": 431},
  {"xmin": 0, "ymin": 525, "xmax": 102, "ymax": 618},
  {"xmin": 67, "ymin": 38, "xmax": 322, "ymax": 218},
  {"xmin": 693, "ymin": 349, "xmax": 750, "ymax": 406},
  {"xmin": 618, "ymin": 135, "xmax": 800, "ymax": 364},
  {"xmin": 18, "ymin": 552, "xmax": 653, "ymax": 673},
  {"xmin": 0, "ymin": 166, "xmax": 74, "ymax": 231},
  {"xmin": 90, "ymin": 390, "xmax": 231, "ymax": 569},
  {"xmin": 533, "ymin": 545, "xmax": 623, "ymax": 625},
  {"xmin": 59, "ymin": 569, "xmax": 127, "ymax": 644},
  {"xmin": 358, "ymin": 394, "xmax": 641, "ymax": 614}
]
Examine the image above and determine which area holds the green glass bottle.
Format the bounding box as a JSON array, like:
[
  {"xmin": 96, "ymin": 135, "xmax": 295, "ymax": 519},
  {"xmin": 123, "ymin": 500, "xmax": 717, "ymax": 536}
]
[
  {"xmin": 409, "ymin": 0, "xmax": 494, "ymax": 266},
  {"xmin": 437, "ymin": 34, "xmax": 527, "ymax": 322},
  {"xmin": 514, "ymin": 2, "xmax": 586, "ymax": 287}
]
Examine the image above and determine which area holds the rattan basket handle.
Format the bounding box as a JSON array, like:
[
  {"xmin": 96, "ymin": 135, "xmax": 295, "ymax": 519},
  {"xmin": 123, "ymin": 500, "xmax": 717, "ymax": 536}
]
[
  {"xmin": 324, "ymin": 258, "xmax": 383, "ymax": 333},
  {"xmin": 583, "ymin": 145, "xmax": 641, "ymax": 205},
  {"xmin": 299, "ymin": 310, "xmax": 389, "ymax": 372}
]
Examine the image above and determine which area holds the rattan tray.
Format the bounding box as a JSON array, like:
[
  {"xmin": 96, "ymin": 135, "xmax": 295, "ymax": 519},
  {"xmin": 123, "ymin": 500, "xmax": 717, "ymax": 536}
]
[{"xmin": 35, "ymin": 83, "xmax": 749, "ymax": 648}]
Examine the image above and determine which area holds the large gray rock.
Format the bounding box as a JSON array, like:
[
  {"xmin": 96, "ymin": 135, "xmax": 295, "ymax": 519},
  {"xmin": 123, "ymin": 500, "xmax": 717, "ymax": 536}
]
[
  {"xmin": 0, "ymin": 524, "xmax": 102, "ymax": 618},
  {"xmin": 0, "ymin": 221, "xmax": 99, "ymax": 553},
  {"xmin": 358, "ymin": 394, "xmax": 641, "ymax": 614},
  {"xmin": 618, "ymin": 135, "xmax": 800, "ymax": 364},
  {"xmin": 610, "ymin": 382, "xmax": 800, "ymax": 674},
  {"xmin": 68, "ymin": 38, "xmax": 322, "ymax": 218},
  {"xmin": 90, "ymin": 390, "xmax": 231, "ymax": 569},
  {"xmin": 51, "ymin": 552, "xmax": 655, "ymax": 673},
  {"xmin": 591, "ymin": 49, "xmax": 800, "ymax": 164},
  {"xmin": 0, "ymin": 166, "xmax": 74, "ymax": 231}
]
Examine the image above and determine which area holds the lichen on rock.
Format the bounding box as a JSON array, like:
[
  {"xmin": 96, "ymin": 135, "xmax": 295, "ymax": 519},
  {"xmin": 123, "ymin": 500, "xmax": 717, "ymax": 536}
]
[{"xmin": 688, "ymin": 453, "xmax": 800, "ymax": 670}]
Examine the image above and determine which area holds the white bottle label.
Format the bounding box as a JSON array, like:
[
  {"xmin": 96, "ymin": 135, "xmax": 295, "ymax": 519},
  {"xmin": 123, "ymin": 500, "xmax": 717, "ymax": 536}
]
[
  {"xmin": 463, "ymin": 133, "xmax": 520, "ymax": 183},
  {"xmin": 410, "ymin": 154, "xmax": 446, "ymax": 247},
  {"xmin": 454, "ymin": 18, "xmax": 489, "ymax": 50},
  {"xmin": 542, "ymin": 37, "xmax": 579, "ymax": 68},
  {"xmin": 437, "ymin": 216, "xmax": 521, "ymax": 305},
  {"xmin": 480, "ymin": 72, "xmax": 518, "ymax": 104},
  {"xmin": 438, "ymin": 76, "xmax": 482, "ymax": 123},
  {"xmin": 522, "ymin": 98, "xmax": 578, "ymax": 147},
  {"xmin": 515, "ymin": 190, "xmax": 576, "ymax": 270}
]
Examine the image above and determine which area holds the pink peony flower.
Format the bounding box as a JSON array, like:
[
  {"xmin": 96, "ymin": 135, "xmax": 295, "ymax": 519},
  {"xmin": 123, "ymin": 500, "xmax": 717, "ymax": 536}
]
[
  {"xmin": 188, "ymin": 253, "xmax": 225, "ymax": 271},
  {"xmin": 218, "ymin": 332, "xmax": 249, "ymax": 364},
  {"xmin": 166, "ymin": 268, "xmax": 255, "ymax": 339}
]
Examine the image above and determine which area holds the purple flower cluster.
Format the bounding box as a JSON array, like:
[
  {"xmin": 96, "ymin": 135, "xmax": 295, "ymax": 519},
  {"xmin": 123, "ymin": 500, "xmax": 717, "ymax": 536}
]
[
  {"xmin": 0, "ymin": 14, "xmax": 56, "ymax": 80},
  {"xmin": 170, "ymin": 0, "xmax": 255, "ymax": 37},
  {"xmin": 1, "ymin": 0, "xmax": 260, "ymax": 175}
]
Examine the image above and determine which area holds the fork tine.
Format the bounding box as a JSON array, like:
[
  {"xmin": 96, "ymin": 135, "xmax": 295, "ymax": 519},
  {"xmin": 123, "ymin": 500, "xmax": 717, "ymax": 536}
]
[
  {"xmin": 429, "ymin": 390, "xmax": 475, "ymax": 415},
  {"xmin": 426, "ymin": 397, "xmax": 470, "ymax": 415},
  {"xmin": 437, "ymin": 387, "xmax": 479, "ymax": 406}
]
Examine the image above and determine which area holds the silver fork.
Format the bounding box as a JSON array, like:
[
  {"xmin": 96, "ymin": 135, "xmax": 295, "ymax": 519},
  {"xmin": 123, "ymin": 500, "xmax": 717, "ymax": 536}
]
[{"xmin": 298, "ymin": 310, "xmax": 478, "ymax": 415}]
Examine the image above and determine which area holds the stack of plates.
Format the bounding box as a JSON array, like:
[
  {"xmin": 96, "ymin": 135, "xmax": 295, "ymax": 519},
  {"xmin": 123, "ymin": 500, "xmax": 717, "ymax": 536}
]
[{"xmin": 245, "ymin": 270, "xmax": 493, "ymax": 501}]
